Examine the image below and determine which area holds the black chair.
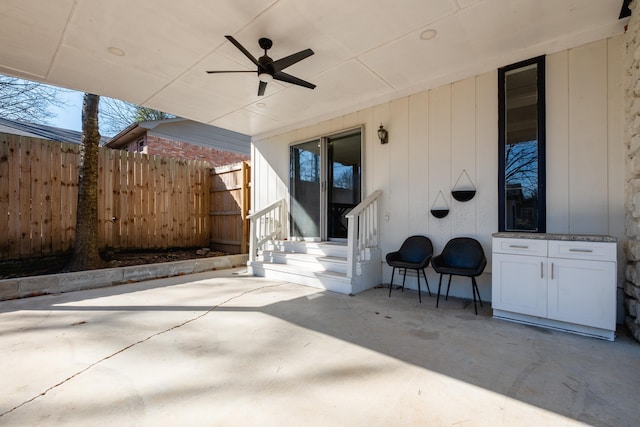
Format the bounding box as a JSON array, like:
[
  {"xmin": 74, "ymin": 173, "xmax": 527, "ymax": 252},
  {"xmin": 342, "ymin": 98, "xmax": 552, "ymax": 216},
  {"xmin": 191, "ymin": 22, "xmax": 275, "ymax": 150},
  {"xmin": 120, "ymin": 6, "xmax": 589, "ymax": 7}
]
[
  {"xmin": 386, "ymin": 235, "xmax": 433, "ymax": 303},
  {"xmin": 432, "ymin": 237, "xmax": 486, "ymax": 315}
]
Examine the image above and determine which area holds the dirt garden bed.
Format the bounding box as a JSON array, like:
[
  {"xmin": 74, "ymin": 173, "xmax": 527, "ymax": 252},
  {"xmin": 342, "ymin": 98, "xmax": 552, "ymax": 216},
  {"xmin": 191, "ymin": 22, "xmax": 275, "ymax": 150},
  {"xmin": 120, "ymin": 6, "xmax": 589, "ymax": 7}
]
[{"xmin": 0, "ymin": 248, "xmax": 227, "ymax": 280}]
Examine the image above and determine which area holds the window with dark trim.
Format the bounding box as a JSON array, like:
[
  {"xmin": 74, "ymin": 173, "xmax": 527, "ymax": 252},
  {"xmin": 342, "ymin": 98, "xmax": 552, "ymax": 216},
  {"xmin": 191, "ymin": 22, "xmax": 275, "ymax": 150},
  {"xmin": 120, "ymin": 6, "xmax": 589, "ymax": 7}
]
[
  {"xmin": 136, "ymin": 137, "xmax": 146, "ymax": 153},
  {"xmin": 498, "ymin": 56, "xmax": 546, "ymax": 232}
]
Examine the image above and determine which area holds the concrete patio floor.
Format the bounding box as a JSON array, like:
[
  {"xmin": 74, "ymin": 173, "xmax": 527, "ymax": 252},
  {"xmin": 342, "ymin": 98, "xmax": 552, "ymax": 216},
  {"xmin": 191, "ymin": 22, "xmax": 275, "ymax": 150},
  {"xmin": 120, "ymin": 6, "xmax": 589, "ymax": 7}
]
[{"xmin": 1, "ymin": 268, "xmax": 639, "ymax": 426}]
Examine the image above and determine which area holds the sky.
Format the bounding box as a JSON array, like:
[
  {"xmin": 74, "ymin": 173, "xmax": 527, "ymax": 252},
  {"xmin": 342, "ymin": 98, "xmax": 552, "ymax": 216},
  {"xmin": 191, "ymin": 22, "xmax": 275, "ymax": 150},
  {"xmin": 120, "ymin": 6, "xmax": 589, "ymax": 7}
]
[
  {"xmin": 6, "ymin": 77, "xmax": 153, "ymax": 135},
  {"xmin": 48, "ymin": 89, "xmax": 83, "ymax": 132}
]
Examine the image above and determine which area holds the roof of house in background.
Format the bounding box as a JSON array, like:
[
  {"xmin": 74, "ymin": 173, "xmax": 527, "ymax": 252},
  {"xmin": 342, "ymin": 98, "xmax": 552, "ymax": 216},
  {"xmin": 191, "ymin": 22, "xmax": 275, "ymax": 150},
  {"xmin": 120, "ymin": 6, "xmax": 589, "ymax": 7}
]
[
  {"xmin": 105, "ymin": 118, "xmax": 251, "ymax": 155},
  {"xmin": 0, "ymin": 117, "xmax": 86, "ymax": 144}
]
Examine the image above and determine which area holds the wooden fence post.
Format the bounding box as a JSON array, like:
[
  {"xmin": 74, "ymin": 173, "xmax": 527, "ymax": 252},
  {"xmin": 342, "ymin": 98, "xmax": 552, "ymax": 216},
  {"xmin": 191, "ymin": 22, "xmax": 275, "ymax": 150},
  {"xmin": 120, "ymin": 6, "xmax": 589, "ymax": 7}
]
[{"xmin": 241, "ymin": 160, "xmax": 250, "ymax": 254}]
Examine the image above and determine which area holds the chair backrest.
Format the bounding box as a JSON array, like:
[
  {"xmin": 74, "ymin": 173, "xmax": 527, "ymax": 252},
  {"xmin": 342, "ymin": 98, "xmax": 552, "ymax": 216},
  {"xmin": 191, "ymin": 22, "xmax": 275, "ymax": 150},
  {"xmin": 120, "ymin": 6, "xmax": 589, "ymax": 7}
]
[
  {"xmin": 398, "ymin": 235, "xmax": 433, "ymax": 263},
  {"xmin": 440, "ymin": 237, "xmax": 486, "ymax": 270}
]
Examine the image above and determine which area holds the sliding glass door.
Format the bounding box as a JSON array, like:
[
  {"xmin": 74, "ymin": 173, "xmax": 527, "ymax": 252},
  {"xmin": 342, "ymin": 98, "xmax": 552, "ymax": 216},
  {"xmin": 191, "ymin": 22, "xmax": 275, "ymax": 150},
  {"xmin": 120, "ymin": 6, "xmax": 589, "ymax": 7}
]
[
  {"xmin": 327, "ymin": 132, "xmax": 361, "ymax": 239},
  {"xmin": 290, "ymin": 130, "xmax": 361, "ymax": 240},
  {"xmin": 290, "ymin": 139, "xmax": 321, "ymax": 239}
]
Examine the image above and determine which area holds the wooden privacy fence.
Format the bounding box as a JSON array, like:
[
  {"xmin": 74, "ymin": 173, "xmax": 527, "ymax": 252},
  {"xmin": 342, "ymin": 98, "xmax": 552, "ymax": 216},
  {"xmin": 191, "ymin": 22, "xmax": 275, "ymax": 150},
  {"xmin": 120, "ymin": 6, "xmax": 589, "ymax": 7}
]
[
  {"xmin": 0, "ymin": 134, "xmax": 81, "ymax": 259},
  {"xmin": 0, "ymin": 133, "xmax": 219, "ymax": 260},
  {"xmin": 209, "ymin": 161, "xmax": 250, "ymax": 254},
  {"xmin": 98, "ymin": 146, "xmax": 211, "ymax": 252}
]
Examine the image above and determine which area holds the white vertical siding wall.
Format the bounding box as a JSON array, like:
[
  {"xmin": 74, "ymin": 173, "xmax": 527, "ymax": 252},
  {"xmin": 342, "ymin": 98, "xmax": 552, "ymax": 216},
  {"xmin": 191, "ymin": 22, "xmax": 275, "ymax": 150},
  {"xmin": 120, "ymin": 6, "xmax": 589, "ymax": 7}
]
[
  {"xmin": 546, "ymin": 37, "xmax": 626, "ymax": 319},
  {"xmin": 547, "ymin": 37, "xmax": 624, "ymax": 238},
  {"xmin": 252, "ymin": 36, "xmax": 625, "ymax": 302},
  {"xmin": 428, "ymin": 84, "xmax": 454, "ymax": 252},
  {"xmin": 475, "ymin": 71, "xmax": 500, "ymax": 258},
  {"xmin": 408, "ymin": 93, "xmax": 429, "ymax": 237}
]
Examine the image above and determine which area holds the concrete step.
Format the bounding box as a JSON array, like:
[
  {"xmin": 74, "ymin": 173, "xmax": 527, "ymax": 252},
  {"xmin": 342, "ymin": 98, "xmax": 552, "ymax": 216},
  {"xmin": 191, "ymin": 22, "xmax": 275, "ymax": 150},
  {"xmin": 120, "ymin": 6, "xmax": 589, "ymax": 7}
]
[
  {"xmin": 317, "ymin": 256, "xmax": 348, "ymax": 275},
  {"xmin": 265, "ymin": 241, "xmax": 348, "ymax": 258},
  {"xmin": 248, "ymin": 261, "xmax": 352, "ymax": 295},
  {"xmin": 262, "ymin": 251, "xmax": 347, "ymax": 275},
  {"xmin": 254, "ymin": 240, "xmax": 352, "ymax": 294}
]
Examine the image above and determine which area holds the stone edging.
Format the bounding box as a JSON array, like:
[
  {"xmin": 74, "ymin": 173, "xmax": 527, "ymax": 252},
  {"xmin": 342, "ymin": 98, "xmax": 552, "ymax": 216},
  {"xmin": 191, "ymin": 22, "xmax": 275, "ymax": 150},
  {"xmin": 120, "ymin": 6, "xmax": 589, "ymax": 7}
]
[{"xmin": 0, "ymin": 254, "xmax": 249, "ymax": 301}]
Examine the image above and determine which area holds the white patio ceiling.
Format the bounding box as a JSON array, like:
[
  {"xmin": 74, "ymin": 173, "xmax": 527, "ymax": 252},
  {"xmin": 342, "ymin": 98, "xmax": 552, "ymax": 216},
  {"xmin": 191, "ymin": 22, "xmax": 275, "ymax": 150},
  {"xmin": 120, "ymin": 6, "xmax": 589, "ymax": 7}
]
[{"xmin": 0, "ymin": 0, "xmax": 628, "ymax": 137}]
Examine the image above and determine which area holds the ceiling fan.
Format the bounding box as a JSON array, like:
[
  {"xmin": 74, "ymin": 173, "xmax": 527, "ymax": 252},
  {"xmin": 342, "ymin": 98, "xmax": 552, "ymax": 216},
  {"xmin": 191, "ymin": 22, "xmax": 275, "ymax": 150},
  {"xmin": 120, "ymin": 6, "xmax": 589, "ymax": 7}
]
[{"xmin": 206, "ymin": 35, "xmax": 316, "ymax": 96}]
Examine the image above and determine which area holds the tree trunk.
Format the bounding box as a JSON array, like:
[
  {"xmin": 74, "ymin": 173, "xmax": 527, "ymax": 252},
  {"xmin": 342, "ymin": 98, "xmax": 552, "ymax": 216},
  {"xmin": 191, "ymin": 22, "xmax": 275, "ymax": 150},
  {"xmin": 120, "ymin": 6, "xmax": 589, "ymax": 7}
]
[{"xmin": 63, "ymin": 93, "xmax": 104, "ymax": 272}]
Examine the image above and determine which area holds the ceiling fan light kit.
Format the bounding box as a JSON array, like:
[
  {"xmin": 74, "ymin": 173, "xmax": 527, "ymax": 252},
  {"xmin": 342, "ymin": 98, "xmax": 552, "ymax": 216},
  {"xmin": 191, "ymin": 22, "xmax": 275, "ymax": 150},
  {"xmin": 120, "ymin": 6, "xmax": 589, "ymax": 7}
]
[
  {"xmin": 258, "ymin": 73, "xmax": 273, "ymax": 83},
  {"xmin": 206, "ymin": 35, "xmax": 316, "ymax": 96}
]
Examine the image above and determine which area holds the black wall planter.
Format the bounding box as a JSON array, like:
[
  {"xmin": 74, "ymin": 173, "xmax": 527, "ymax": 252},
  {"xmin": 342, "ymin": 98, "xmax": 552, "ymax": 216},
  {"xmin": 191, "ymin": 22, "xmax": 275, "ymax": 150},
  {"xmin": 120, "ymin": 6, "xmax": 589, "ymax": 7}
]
[
  {"xmin": 451, "ymin": 190, "xmax": 476, "ymax": 202},
  {"xmin": 430, "ymin": 209, "xmax": 449, "ymax": 218},
  {"xmin": 451, "ymin": 169, "xmax": 476, "ymax": 202},
  {"xmin": 430, "ymin": 190, "xmax": 449, "ymax": 218}
]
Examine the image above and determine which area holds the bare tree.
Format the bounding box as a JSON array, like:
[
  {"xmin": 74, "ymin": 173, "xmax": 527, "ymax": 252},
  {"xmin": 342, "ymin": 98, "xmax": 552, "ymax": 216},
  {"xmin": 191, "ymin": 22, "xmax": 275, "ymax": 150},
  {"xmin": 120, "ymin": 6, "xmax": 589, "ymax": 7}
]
[
  {"xmin": 505, "ymin": 140, "xmax": 538, "ymax": 197},
  {"xmin": 63, "ymin": 93, "xmax": 105, "ymax": 272},
  {"xmin": 99, "ymin": 97, "xmax": 174, "ymax": 136},
  {"xmin": 0, "ymin": 75, "xmax": 65, "ymax": 123},
  {"xmin": 333, "ymin": 168, "xmax": 354, "ymax": 190}
]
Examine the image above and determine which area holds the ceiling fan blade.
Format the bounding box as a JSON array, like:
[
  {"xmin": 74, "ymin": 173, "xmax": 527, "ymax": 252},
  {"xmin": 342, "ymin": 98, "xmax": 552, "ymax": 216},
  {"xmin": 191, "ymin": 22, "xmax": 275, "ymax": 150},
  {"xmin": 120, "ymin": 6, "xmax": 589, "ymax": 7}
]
[
  {"xmin": 258, "ymin": 80, "xmax": 267, "ymax": 96},
  {"xmin": 206, "ymin": 70, "xmax": 255, "ymax": 74},
  {"xmin": 273, "ymin": 71, "xmax": 316, "ymax": 90},
  {"xmin": 271, "ymin": 49, "xmax": 314, "ymax": 73},
  {"xmin": 225, "ymin": 35, "xmax": 260, "ymax": 66}
]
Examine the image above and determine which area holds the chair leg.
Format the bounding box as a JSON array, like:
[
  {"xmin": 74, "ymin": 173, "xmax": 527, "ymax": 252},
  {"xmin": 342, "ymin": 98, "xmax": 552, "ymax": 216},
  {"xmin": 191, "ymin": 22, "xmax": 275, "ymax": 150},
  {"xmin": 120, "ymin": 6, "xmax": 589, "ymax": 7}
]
[
  {"xmin": 472, "ymin": 276, "xmax": 483, "ymax": 307},
  {"xmin": 422, "ymin": 268, "xmax": 431, "ymax": 296},
  {"xmin": 470, "ymin": 277, "xmax": 478, "ymax": 315},
  {"xmin": 389, "ymin": 267, "xmax": 396, "ymax": 297},
  {"xmin": 401, "ymin": 268, "xmax": 406, "ymax": 292},
  {"xmin": 436, "ymin": 274, "xmax": 444, "ymax": 307},
  {"xmin": 416, "ymin": 269, "xmax": 422, "ymax": 303},
  {"xmin": 445, "ymin": 275, "xmax": 453, "ymax": 300}
]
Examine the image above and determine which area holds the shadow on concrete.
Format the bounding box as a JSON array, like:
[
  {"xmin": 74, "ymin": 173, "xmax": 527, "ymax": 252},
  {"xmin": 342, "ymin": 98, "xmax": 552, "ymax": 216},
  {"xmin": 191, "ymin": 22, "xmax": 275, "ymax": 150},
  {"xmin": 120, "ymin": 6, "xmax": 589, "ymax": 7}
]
[{"xmin": 2, "ymin": 271, "xmax": 640, "ymax": 426}]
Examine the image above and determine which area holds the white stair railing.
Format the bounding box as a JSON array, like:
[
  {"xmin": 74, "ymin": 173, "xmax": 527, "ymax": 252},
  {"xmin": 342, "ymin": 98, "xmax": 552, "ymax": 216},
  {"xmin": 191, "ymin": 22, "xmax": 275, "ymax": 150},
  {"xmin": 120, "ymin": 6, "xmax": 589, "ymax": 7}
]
[
  {"xmin": 247, "ymin": 199, "xmax": 287, "ymax": 263},
  {"xmin": 345, "ymin": 190, "xmax": 382, "ymax": 278}
]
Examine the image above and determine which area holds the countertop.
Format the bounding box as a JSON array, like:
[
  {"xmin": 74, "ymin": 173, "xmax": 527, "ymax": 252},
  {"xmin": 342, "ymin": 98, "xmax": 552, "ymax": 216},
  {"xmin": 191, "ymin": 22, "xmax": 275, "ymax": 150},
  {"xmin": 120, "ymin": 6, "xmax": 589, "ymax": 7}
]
[{"xmin": 492, "ymin": 232, "xmax": 617, "ymax": 243}]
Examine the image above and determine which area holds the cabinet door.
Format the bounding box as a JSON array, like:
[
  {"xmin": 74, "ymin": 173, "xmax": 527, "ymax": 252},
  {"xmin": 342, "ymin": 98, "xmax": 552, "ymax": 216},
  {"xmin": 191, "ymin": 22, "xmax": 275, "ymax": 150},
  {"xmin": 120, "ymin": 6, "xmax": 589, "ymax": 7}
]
[
  {"xmin": 547, "ymin": 258, "xmax": 616, "ymax": 330},
  {"xmin": 492, "ymin": 253, "xmax": 547, "ymax": 317}
]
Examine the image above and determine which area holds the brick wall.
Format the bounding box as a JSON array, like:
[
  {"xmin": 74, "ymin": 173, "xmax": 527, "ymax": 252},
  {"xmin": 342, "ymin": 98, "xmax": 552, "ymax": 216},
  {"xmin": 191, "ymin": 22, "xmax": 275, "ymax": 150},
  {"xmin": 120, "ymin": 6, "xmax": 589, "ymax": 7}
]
[{"xmin": 145, "ymin": 135, "xmax": 250, "ymax": 166}]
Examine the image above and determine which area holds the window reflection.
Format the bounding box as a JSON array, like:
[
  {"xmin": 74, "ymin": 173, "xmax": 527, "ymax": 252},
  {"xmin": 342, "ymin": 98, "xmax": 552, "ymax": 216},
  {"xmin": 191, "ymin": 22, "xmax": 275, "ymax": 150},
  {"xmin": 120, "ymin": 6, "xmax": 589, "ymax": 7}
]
[{"xmin": 501, "ymin": 59, "xmax": 544, "ymax": 232}]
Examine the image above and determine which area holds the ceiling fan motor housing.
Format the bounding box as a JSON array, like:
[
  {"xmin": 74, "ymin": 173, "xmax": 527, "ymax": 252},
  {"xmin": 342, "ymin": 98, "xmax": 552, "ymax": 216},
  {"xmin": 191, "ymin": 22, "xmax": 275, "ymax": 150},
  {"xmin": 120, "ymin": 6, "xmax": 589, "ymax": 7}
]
[{"xmin": 258, "ymin": 55, "xmax": 274, "ymax": 75}]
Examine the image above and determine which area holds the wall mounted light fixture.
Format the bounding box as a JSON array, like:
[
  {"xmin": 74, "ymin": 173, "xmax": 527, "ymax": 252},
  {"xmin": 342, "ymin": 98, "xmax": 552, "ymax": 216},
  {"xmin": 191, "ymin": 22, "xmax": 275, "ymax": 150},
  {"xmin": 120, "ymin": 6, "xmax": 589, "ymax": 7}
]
[{"xmin": 378, "ymin": 123, "xmax": 388, "ymax": 144}]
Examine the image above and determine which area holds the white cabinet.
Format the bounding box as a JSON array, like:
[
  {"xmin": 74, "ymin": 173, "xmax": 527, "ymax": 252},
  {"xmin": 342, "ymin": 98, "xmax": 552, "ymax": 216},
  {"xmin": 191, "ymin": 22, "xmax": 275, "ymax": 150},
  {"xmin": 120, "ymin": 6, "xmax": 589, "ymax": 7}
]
[
  {"xmin": 492, "ymin": 236, "xmax": 617, "ymax": 340},
  {"xmin": 493, "ymin": 253, "xmax": 547, "ymax": 317},
  {"xmin": 547, "ymin": 257, "xmax": 616, "ymax": 330}
]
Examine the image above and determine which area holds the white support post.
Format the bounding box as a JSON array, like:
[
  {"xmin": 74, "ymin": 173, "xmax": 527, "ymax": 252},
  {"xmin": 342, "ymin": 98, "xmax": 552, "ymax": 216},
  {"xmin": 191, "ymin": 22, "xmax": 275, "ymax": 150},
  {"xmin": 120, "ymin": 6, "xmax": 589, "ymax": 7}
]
[{"xmin": 346, "ymin": 215, "xmax": 357, "ymax": 278}]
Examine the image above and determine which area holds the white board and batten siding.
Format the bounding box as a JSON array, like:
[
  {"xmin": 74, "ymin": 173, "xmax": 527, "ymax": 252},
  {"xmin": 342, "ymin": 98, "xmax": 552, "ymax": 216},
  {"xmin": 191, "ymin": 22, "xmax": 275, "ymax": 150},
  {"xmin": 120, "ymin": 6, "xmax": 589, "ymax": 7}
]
[
  {"xmin": 546, "ymin": 37, "xmax": 626, "ymax": 318},
  {"xmin": 251, "ymin": 35, "xmax": 625, "ymax": 303}
]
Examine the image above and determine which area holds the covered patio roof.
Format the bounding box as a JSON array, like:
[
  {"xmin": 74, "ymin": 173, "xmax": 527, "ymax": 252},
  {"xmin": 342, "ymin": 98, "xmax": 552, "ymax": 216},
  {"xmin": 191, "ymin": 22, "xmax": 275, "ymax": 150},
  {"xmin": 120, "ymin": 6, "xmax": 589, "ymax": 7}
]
[{"xmin": 0, "ymin": 0, "xmax": 629, "ymax": 137}]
